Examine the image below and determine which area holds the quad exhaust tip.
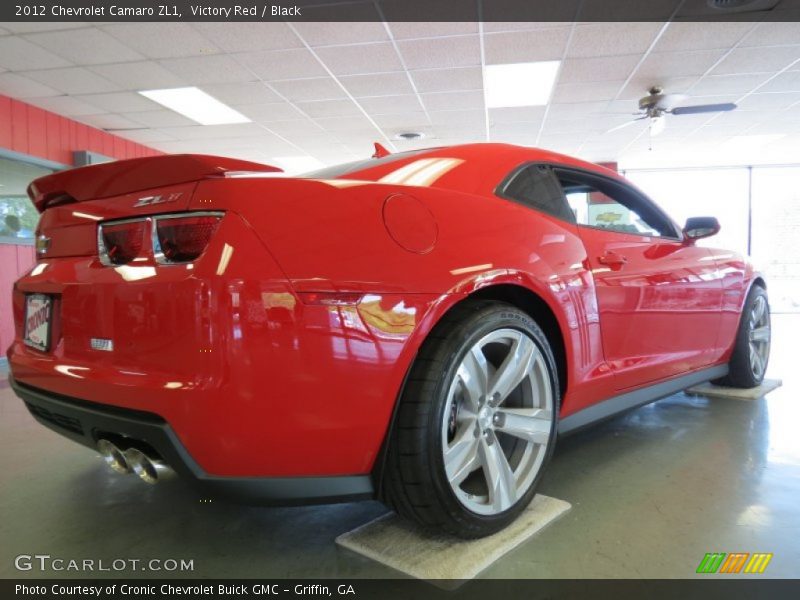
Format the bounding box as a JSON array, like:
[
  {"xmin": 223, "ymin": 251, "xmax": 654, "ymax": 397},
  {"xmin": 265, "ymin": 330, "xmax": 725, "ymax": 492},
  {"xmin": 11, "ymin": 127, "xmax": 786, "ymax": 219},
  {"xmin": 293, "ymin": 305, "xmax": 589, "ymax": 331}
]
[{"xmin": 96, "ymin": 439, "xmax": 175, "ymax": 484}]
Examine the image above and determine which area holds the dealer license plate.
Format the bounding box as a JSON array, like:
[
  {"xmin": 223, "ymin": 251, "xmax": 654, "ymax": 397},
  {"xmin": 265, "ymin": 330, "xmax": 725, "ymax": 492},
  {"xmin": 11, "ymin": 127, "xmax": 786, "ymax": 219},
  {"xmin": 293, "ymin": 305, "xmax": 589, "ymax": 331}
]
[{"xmin": 24, "ymin": 294, "xmax": 53, "ymax": 352}]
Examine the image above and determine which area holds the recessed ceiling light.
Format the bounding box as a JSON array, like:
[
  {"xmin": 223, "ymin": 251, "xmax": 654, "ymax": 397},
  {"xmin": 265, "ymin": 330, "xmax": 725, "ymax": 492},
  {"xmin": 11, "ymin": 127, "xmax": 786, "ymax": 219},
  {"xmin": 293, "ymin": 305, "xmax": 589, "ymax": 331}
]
[
  {"xmin": 394, "ymin": 132, "xmax": 425, "ymax": 140},
  {"xmin": 484, "ymin": 61, "xmax": 561, "ymax": 109},
  {"xmin": 139, "ymin": 87, "xmax": 250, "ymax": 125}
]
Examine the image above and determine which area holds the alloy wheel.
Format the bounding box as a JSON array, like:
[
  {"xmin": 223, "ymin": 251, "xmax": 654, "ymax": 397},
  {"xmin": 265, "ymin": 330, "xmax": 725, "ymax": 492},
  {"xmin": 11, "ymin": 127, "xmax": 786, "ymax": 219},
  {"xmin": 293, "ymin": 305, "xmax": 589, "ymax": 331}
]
[
  {"xmin": 441, "ymin": 328, "xmax": 554, "ymax": 515},
  {"xmin": 748, "ymin": 294, "xmax": 770, "ymax": 380}
]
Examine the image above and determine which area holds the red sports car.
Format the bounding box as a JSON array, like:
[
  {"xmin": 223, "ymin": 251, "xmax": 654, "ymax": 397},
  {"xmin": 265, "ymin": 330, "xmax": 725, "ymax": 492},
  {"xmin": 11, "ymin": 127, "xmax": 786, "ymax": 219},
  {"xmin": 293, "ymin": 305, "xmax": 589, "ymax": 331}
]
[{"xmin": 7, "ymin": 143, "xmax": 770, "ymax": 538}]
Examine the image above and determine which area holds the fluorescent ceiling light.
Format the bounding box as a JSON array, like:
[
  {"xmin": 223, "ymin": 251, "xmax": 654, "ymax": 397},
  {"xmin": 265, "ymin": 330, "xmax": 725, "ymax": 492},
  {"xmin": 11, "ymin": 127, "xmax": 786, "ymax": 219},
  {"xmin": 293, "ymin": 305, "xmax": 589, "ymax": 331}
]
[
  {"xmin": 484, "ymin": 61, "xmax": 561, "ymax": 108},
  {"xmin": 139, "ymin": 87, "xmax": 250, "ymax": 125}
]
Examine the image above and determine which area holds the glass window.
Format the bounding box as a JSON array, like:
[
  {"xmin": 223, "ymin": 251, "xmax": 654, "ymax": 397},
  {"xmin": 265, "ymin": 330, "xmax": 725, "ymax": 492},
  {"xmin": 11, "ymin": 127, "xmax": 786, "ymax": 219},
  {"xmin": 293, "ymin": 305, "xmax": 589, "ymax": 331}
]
[
  {"xmin": 0, "ymin": 157, "xmax": 53, "ymax": 244},
  {"xmin": 751, "ymin": 166, "xmax": 800, "ymax": 313},
  {"xmin": 499, "ymin": 165, "xmax": 575, "ymax": 223},
  {"xmin": 624, "ymin": 168, "xmax": 750, "ymax": 254},
  {"xmin": 556, "ymin": 170, "xmax": 679, "ymax": 238}
]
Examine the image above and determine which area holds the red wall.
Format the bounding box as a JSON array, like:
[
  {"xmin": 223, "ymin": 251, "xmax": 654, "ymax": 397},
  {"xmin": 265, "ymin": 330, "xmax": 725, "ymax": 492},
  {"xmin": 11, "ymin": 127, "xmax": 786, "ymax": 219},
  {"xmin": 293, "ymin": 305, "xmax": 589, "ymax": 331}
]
[
  {"xmin": 0, "ymin": 93, "xmax": 161, "ymax": 165},
  {"xmin": 1, "ymin": 94, "xmax": 161, "ymax": 358}
]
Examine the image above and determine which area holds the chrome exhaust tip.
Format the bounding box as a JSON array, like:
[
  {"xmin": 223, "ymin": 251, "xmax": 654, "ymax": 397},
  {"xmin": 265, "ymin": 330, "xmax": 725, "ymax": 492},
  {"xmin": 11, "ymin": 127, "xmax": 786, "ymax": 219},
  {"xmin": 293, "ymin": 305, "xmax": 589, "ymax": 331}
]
[
  {"xmin": 124, "ymin": 448, "xmax": 175, "ymax": 484},
  {"xmin": 97, "ymin": 439, "xmax": 131, "ymax": 474}
]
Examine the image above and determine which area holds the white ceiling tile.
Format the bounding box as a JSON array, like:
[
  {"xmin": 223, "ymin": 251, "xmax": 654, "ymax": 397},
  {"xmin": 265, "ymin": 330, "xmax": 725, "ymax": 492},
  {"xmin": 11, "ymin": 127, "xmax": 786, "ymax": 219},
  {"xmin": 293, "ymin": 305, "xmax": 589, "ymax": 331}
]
[
  {"xmin": 759, "ymin": 70, "xmax": 800, "ymax": 93},
  {"xmin": 25, "ymin": 95, "xmax": 105, "ymax": 116},
  {"xmin": 370, "ymin": 112, "xmax": 430, "ymax": 129},
  {"xmin": 193, "ymin": 23, "xmax": 302, "ymax": 53},
  {"xmin": 293, "ymin": 21, "xmax": 387, "ymax": 47},
  {"xmin": 101, "ymin": 23, "xmax": 219, "ymax": 59},
  {"xmin": 24, "ymin": 28, "xmax": 144, "ymax": 65},
  {"xmin": 712, "ymin": 46, "xmax": 800, "ymax": 75},
  {"xmin": 618, "ymin": 77, "xmax": 700, "ymax": 100},
  {"xmin": 359, "ymin": 95, "xmax": 423, "ymax": 114},
  {"xmin": 397, "ymin": 37, "xmax": 480, "ymax": 70},
  {"xmin": 157, "ymin": 123, "xmax": 268, "ymax": 140},
  {"xmin": 736, "ymin": 92, "xmax": 800, "ymax": 111},
  {"xmin": 159, "ymin": 55, "xmax": 256, "ymax": 85},
  {"xmin": 264, "ymin": 119, "xmax": 327, "ymax": 137},
  {"xmin": 740, "ymin": 22, "xmax": 800, "ymax": 48},
  {"xmin": 339, "ymin": 72, "xmax": 414, "ymax": 97},
  {"xmin": 236, "ymin": 48, "xmax": 327, "ymax": 81},
  {"xmin": 484, "ymin": 27, "xmax": 571, "ymax": 64},
  {"xmin": 548, "ymin": 102, "xmax": 610, "ymax": 120},
  {"xmin": 0, "ymin": 37, "xmax": 72, "ymax": 70},
  {"xmin": 237, "ymin": 102, "xmax": 306, "ymax": 122},
  {"xmin": 314, "ymin": 43, "xmax": 403, "ymax": 76},
  {"xmin": 270, "ymin": 78, "xmax": 346, "ymax": 102},
  {"xmin": 120, "ymin": 109, "xmax": 196, "ymax": 128},
  {"xmin": 654, "ymin": 22, "xmax": 755, "ymax": 52},
  {"xmin": 551, "ymin": 80, "xmax": 626, "ymax": 104},
  {"xmin": 202, "ymin": 82, "xmax": 280, "ymax": 106},
  {"xmin": 294, "ymin": 99, "xmax": 362, "ymax": 118},
  {"xmin": 422, "ymin": 90, "xmax": 484, "ymax": 112},
  {"xmin": 636, "ymin": 50, "xmax": 727, "ymax": 79},
  {"xmin": 568, "ymin": 23, "xmax": 664, "ymax": 58},
  {"xmin": 75, "ymin": 91, "xmax": 160, "ymax": 113},
  {"xmin": 410, "ymin": 67, "xmax": 482, "ymax": 93},
  {"xmin": 89, "ymin": 61, "xmax": 187, "ymax": 90},
  {"xmin": 688, "ymin": 73, "xmax": 772, "ymax": 96},
  {"xmin": 428, "ymin": 109, "xmax": 485, "ymax": 127},
  {"xmin": 489, "ymin": 107, "xmax": 547, "ymax": 124},
  {"xmin": 76, "ymin": 114, "xmax": 147, "ymax": 131},
  {"xmin": 559, "ymin": 55, "xmax": 641, "ymax": 84},
  {"xmin": 22, "ymin": 67, "xmax": 120, "ymax": 94},
  {"xmin": 1, "ymin": 23, "xmax": 88, "ymax": 33},
  {"xmin": 314, "ymin": 116, "xmax": 376, "ymax": 132},
  {"xmin": 116, "ymin": 128, "xmax": 177, "ymax": 143},
  {"xmin": 389, "ymin": 22, "xmax": 478, "ymax": 39},
  {"xmin": 490, "ymin": 122, "xmax": 544, "ymax": 139},
  {"xmin": 0, "ymin": 72, "xmax": 60, "ymax": 98}
]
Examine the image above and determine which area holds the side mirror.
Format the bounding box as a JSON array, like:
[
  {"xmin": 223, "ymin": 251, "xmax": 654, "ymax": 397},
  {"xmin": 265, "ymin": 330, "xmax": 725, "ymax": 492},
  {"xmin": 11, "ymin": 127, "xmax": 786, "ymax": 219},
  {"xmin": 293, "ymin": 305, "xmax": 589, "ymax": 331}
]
[{"xmin": 683, "ymin": 216, "xmax": 720, "ymax": 241}]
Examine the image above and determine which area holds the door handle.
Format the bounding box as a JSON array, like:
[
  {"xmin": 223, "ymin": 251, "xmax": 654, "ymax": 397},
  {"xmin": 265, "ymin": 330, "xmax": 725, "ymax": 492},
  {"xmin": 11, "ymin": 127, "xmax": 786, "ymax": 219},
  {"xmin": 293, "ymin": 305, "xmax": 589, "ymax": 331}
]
[{"xmin": 597, "ymin": 252, "xmax": 628, "ymax": 268}]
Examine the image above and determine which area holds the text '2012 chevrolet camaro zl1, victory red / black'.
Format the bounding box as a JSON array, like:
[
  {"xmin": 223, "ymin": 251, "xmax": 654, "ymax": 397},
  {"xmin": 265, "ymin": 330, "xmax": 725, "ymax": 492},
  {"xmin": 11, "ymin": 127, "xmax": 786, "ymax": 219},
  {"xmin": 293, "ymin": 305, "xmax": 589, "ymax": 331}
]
[{"xmin": 7, "ymin": 143, "xmax": 770, "ymax": 538}]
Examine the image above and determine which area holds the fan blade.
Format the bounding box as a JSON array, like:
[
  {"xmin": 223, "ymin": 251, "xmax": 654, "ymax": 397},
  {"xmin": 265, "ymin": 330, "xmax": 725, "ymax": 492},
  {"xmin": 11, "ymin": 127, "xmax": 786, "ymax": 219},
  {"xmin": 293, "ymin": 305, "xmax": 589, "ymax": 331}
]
[
  {"xmin": 671, "ymin": 103, "xmax": 737, "ymax": 115},
  {"xmin": 605, "ymin": 116, "xmax": 647, "ymax": 134}
]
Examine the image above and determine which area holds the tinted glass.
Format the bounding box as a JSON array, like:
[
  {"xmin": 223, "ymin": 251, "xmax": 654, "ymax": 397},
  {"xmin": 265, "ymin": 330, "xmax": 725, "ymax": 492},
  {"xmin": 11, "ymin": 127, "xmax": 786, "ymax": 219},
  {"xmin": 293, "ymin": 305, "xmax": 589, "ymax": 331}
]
[{"xmin": 501, "ymin": 165, "xmax": 575, "ymax": 223}]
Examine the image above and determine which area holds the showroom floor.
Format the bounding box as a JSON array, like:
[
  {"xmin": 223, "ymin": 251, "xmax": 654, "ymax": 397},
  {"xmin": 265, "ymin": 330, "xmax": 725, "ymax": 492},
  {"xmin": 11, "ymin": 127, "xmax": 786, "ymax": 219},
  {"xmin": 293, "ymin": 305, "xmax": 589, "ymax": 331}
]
[{"xmin": 1, "ymin": 316, "xmax": 798, "ymax": 579}]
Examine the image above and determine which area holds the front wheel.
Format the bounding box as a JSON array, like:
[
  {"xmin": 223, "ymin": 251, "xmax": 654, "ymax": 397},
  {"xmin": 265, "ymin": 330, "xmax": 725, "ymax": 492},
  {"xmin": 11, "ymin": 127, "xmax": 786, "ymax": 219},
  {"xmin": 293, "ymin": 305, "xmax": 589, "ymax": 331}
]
[
  {"xmin": 713, "ymin": 285, "xmax": 771, "ymax": 388},
  {"xmin": 382, "ymin": 301, "xmax": 560, "ymax": 538}
]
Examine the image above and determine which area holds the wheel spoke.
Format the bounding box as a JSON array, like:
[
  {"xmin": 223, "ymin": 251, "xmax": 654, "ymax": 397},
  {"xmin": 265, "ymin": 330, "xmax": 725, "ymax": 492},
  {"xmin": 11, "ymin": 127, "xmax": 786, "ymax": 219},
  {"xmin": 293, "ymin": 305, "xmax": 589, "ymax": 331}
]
[
  {"xmin": 444, "ymin": 423, "xmax": 480, "ymax": 484},
  {"xmin": 752, "ymin": 297, "xmax": 766, "ymax": 324},
  {"xmin": 495, "ymin": 408, "xmax": 551, "ymax": 445},
  {"xmin": 749, "ymin": 325, "xmax": 770, "ymax": 344},
  {"xmin": 488, "ymin": 334, "xmax": 537, "ymax": 404},
  {"xmin": 458, "ymin": 346, "xmax": 490, "ymax": 411},
  {"xmin": 479, "ymin": 436, "xmax": 517, "ymax": 512}
]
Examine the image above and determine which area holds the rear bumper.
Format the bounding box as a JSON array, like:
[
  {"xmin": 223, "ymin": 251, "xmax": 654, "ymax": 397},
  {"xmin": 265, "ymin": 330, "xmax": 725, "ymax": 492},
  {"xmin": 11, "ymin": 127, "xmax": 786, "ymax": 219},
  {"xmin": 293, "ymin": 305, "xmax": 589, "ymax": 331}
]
[{"xmin": 10, "ymin": 376, "xmax": 374, "ymax": 506}]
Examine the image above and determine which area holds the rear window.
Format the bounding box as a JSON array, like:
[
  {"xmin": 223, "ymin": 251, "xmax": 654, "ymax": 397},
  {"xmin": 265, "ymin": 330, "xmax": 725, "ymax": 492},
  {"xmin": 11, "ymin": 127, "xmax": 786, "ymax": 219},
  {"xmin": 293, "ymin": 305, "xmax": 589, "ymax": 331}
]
[{"xmin": 300, "ymin": 149, "xmax": 435, "ymax": 179}]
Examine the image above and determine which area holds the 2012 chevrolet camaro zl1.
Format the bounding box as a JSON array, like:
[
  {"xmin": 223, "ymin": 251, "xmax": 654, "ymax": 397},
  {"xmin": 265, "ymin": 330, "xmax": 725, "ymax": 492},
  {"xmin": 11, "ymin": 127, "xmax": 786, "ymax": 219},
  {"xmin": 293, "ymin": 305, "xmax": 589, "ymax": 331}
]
[{"xmin": 7, "ymin": 143, "xmax": 770, "ymax": 538}]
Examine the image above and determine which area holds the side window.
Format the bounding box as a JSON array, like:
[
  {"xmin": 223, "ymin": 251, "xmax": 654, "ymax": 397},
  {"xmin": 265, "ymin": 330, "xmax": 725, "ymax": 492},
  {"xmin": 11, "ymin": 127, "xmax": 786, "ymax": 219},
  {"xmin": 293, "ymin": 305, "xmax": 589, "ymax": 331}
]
[
  {"xmin": 556, "ymin": 171, "xmax": 678, "ymax": 238},
  {"xmin": 500, "ymin": 165, "xmax": 575, "ymax": 223}
]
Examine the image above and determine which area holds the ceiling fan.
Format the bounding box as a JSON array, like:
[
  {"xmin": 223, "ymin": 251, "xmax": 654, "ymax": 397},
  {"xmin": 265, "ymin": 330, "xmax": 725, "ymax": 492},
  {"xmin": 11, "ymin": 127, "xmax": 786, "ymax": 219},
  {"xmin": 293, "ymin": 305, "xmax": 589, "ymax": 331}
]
[{"xmin": 607, "ymin": 86, "xmax": 737, "ymax": 136}]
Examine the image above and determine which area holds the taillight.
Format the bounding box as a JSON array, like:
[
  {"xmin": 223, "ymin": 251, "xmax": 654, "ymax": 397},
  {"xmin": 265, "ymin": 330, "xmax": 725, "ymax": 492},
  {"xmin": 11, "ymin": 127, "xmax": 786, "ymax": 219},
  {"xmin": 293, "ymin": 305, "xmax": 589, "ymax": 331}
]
[
  {"xmin": 154, "ymin": 213, "xmax": 222, "ymax": 264},
  {"xmin": 98, "ymin": 220, "xmax": 148, "ymax": 266},
  {"xmin": 97, "ymin": 212, "xmax": 223, "ymax": 266}
]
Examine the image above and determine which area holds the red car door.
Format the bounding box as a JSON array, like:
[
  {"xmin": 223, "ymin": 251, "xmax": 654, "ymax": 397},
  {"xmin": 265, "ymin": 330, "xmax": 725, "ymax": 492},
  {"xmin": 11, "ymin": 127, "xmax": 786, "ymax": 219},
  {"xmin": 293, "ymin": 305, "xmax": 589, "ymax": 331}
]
[{"xmin": 554, "ymin": 168, "xmax": 723, "ymax": 391}]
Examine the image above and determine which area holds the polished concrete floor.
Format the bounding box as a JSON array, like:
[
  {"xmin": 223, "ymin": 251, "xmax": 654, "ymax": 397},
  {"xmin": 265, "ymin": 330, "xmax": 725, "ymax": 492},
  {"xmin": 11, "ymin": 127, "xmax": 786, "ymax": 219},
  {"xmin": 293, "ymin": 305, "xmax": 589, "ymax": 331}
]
[{"xmin": 1, "ymin": 316, "xmax": 799, "ymax": 579}]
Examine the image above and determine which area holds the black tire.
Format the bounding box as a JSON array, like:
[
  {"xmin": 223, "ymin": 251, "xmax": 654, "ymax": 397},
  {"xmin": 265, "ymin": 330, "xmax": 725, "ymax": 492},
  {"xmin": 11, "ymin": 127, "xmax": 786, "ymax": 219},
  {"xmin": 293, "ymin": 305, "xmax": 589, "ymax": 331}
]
[
  {"xmin": 382, "ymin": 300, "xmax": 560, "ymax": 538},
  {"xmin": 712, "ymin": 285, "xmax": 771, "ymax": 388}
]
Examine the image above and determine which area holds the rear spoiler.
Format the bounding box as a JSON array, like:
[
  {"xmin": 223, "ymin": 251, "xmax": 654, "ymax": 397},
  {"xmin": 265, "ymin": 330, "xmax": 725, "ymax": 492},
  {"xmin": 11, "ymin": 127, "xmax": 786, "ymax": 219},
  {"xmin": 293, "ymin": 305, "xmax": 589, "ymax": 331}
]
[{"xmin": 27, "ymin": 154, "xmax": 282, "ymax": 212}]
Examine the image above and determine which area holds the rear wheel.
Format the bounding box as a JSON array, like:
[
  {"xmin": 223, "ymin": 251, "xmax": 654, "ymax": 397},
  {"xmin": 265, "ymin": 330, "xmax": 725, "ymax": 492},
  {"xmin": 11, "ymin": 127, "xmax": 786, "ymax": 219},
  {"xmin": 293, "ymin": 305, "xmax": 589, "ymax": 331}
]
[
  {"xmin": 382, "ymin": 301, "xmax": 559, "ymax": 538},
  {"xmin": 713, "ymin": 285, "xmax": 771, "ymax": 388}
]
